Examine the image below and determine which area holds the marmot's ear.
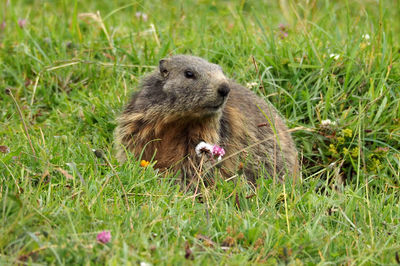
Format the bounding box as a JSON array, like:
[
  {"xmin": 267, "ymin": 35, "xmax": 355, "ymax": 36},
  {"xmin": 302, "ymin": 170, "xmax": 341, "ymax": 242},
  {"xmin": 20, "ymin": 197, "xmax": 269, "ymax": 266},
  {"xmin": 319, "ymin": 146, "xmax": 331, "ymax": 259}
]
[{"xmin": 159, "ymin": 59, "xmax": 169, "ymax": 78}]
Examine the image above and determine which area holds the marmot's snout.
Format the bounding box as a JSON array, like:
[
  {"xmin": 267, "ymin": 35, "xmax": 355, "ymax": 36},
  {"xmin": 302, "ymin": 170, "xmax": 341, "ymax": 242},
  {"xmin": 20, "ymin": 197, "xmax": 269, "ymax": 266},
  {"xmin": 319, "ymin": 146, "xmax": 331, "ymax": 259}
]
[{"xmin": 217, "ymin": 83, "xmax": 230, "ymax": 98}]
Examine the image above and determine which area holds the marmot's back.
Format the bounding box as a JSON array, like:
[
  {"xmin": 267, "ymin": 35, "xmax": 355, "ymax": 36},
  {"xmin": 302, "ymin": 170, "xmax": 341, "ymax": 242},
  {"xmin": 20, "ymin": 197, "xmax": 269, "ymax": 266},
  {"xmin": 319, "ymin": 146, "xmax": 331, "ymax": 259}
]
[
  {"xmin": 115, "ymin": 55, "xmax": 298, "ymax": 183},
  {"xmin": 220, "ymin": 82, "xmax": 298, "ymax": 182}
]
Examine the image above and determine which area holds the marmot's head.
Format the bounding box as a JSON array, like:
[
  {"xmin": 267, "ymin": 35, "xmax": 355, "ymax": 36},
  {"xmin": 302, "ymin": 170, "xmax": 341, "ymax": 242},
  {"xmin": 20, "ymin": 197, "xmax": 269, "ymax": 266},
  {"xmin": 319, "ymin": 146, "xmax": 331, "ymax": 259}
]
[{"xmin": 147, "ymin": 55, "xmax": 231, "ymax": 118}]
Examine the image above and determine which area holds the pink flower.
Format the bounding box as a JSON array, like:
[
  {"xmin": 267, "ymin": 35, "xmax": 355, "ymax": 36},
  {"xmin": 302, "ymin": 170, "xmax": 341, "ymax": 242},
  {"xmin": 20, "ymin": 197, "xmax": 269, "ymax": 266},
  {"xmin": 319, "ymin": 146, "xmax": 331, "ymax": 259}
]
[
  {"xmin": 97, "ymin": 230, "xmax": 111, "ymax": 244},
  {"xmin": 278, "ymin": 23, "xmax": 289, "ymax": 39},
  {"xmin": 18, "ymin": 19, "xmax": 26, "ymax": 28},
  {"xmin": 279, "ymin": 23, "xmax": 287, "ymax": 31},
  {"xmin": 212, "ymin": 145, "xmax": 225, "ymax": 161},
  {"xmin": 1, "ymin": 21, "xmax": 5, "ymax": 30}
]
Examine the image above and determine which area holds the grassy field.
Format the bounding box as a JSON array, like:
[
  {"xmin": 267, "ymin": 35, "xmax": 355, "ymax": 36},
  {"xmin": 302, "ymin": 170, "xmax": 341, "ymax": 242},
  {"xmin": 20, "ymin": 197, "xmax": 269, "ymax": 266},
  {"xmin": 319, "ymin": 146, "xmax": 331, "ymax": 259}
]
[{"xmin": 1, "ymin": 0, "xmax": 399, "ymax": 264}]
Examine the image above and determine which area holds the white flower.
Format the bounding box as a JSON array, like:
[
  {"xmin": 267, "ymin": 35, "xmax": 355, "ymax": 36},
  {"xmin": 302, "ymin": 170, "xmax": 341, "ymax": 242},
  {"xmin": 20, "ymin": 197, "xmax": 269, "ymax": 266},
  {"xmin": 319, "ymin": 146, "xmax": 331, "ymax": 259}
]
[
  {"xmin": 195, "ymin": 141, "xmax": 214, "ymax": 157},
  {"xmin": 321, "ymin": 119, "xmax": 332, "ymax": 126},
  {"xmin": 329, "ymin": 53, "xmax": 340, "ymax": 60},
  {"xmin": 135, "ymin": 12, "xmax": 148, "ymax": 22},
  {"xmin": 362, "ymin": 34, "xmax": 370, "ymax": 40},
  {"xmin": 246, "ymin": 82, "xmax": 258, "ymax": 89},
  {"xmin": 361, "ymin": 34, "xmax": 371, "ymax": 46},
  {"xmin": 321, "ymin": 119, "xmax": 337, "ymax": 127}
]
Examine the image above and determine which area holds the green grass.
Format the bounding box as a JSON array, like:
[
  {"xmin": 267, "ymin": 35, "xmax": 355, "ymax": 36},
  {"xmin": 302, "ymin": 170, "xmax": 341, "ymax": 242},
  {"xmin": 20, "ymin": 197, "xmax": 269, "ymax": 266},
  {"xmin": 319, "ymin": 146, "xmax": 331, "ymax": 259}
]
[{"xmin": 1, "ymin": 0, "xmax": 399, "ymax": 264}]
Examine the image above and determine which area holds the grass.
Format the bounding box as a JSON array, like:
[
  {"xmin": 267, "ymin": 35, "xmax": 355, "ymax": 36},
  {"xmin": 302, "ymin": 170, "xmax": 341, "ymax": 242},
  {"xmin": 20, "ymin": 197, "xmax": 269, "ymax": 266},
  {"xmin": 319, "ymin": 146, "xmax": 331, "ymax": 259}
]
[{"xmin": 1, "ymin": 0, "xmax": 399, "ymax": 264}]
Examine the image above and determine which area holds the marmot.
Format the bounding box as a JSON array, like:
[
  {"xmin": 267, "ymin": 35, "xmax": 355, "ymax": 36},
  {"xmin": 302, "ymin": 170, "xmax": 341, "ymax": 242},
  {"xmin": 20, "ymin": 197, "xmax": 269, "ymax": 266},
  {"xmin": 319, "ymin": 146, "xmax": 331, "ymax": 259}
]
[{"xmin": 115, "ymin": 55, "xmax": 298, "ymax": 184}]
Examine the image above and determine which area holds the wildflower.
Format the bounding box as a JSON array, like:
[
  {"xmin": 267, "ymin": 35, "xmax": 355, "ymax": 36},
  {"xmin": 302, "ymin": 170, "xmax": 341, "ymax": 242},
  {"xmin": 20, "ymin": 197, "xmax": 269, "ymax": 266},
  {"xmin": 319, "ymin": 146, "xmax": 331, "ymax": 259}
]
[
  {"xmin": 97, "ymin": 230, "xmax": 111, "ymax": 244},
  {"xmin": 362, "ymin": 34, "xmax": 370, "ymax": 40},
  {"xmin": 280, "ymin": 31, "xmax": 288, "ymax": 39},
  {"xmin": 212, "ymin": 145, "xmax": 225, "ymax": 161},
  {"xmin": 321, "ymin": 119, "xmax": 332, "ymax": 126},
  {"xmin": 342, "ymin": 147, "xmax": 349, "ymax": 155},
  {"xmin": 140, "ymin": 160, "xmax": 150, "ymax": 167},
  {"xmin": 320, "ymin": 119, "xmax": 337, "ymax": 127},
  {"xmin": 329, "ymin": 144, "xmax": 337, "ymax": 155},
  {"xmin": 18, "ymin": 19, "xmax": 26, "ymax": 28},
  {"xmin": 195, "ymin": 141, "xmax": 225, "ymax": 161},
  {"xmin": 195, "ymin": 141, "xmax": 214, "ymax": 157},
  {"xmin": 329, "ymin": 53, "xmax": 340, "ymax": 60},
  {"xmin": 360, "ymin": 34, "xmax": 371, "ymax": 48},
  {"xmin": 135, "ymin": 12, "xmax": 148, "ymax": 22},
  {"xmin": 0, "ymin": 21, "xmax": 5, "ymax": 30},
  {"xmin": 369, "ymin": 158, "xmax": 382, "ymax": 172},
  {"xmin": 351, "ymin": 147, "xmax": 359, "ymax": 158},
  {"xmin": 335, "ymin": 137, "xmax": 344, "ymax": 145},
  {"xmin": 342, "ymin": 128, "xmax": 352, "ymax": 138},
  {"xmin": 278, "ymin": 23, "xmax": 288, "ymax": 39},
  {"xmin": 246, "ymin": 82, "xmax": 258, "ymax": 89},
  {"xmin": 279, "ymin": 23, "xmax": 287, "ymax": 31}
]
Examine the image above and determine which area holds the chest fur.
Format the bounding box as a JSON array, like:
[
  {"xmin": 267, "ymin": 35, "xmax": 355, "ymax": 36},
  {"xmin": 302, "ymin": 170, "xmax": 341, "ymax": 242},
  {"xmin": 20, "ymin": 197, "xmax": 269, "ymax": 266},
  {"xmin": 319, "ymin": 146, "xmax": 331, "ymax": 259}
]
[{"xmin": 134, "ymin": 117, "xmax": 220, "ymax": 169}]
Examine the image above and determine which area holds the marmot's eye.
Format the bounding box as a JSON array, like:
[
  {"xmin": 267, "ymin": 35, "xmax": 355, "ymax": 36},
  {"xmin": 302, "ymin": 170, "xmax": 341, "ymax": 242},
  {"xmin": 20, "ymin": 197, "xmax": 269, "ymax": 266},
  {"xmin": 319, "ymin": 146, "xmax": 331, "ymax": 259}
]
[{"xmin": 184, "ymin": 70, "xmax": 195, "ymax": 79}]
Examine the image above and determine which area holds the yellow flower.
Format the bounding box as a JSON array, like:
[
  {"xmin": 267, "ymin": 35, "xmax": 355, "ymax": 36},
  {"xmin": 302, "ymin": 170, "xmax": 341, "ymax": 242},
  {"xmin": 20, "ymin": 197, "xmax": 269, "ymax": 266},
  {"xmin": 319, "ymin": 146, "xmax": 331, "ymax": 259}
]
[
  {"xmin": 360, "ymin": 42, "xmax": 368, "ymax": 49},
  {"xmin": 337, "ymin": 136, "xmax": 345, "ymax": 144},
  {"xmin": 140, "ymin": 160, "xmax": 150, "ymax": 167},
  {"xmin": 369, "ymin": 158, "xmax": 382, "ymax": 172},
  {"xmin": 373, "ymin": 158, "xmax": 381, "ymax": 166},
  {"xmin": 342, "ymin": 147, "xmax": 349, "ymax": 155},
  {"xmin": 351, "ymin": 147, "xmax": 359, "ymax": 158},
  {"xmin": 329, "ymin": 144, "xmax": 338, "ymax": 154},
  {"xmin": 342, "ymin": 128, "xmax": 353, "ymax": 138}
]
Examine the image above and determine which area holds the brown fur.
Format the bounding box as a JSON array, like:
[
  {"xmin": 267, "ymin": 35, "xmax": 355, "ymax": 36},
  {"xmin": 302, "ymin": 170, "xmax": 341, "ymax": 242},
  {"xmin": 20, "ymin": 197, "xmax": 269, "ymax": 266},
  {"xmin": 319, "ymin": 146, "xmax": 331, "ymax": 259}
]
[{"xmin": 115, "ymin": 55, "xmax": 298, "ymax": 184}]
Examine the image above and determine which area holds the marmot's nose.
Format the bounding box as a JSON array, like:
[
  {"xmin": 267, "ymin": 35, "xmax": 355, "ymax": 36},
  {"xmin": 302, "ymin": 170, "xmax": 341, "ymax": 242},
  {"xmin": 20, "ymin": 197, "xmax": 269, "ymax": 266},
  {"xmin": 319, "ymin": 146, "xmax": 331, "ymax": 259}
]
[{"xmin": 217, "ymin": 84, "xmax": 230, "ymax": 97}]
